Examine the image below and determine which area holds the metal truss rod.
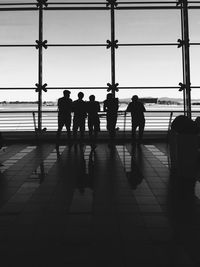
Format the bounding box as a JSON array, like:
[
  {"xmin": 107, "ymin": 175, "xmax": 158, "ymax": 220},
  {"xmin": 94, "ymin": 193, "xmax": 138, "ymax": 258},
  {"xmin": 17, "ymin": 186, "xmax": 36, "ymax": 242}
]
[
  {"xmin": 45, "ymin": 6, "xmax": 200, "ymax": 10},
  {"xmin": 118, "ymin": 86, "xmax": 181, "ymax": 89},
  {"xmin": 0, "ymin": 3, "xmax": 36, "ymax": 6},
  {"xmin": 181, "ymin": 3, "xmax": 186, "ymax": 115},
  {"xmin": 45, "ymin": 2, "xmax": 107, "ymax": 5},
  {"xmin": 116, "ymin": 6, "xmax": 181, "ymax": 10},
  {"xmin": 43, "ymin": 7, "xmax": 109, "ymax": 10},
  {"xmin": 118, "ymin": 1, "xmax": 200, "ymax": 4},
  {"xmin": 47, "ymin": 44, "xmax": 107, "ymax": 47},
  {"xmin": 182, "ymin": 0, "xmax": 191, "ymax": 118},
  {"xmin": 3, "ymin": 86, "xmax": 200, "ymax": 90},
  {"xmin": 0, "ymin": 88, "xmax": 36, "ymax": 90},
  {"xmin": 0, "ymin": 6, "xmax": 200, "ymax": 11},
  {"xmin": 118, "ymin": 1, "xmax": 179, "ymax": 4},
  {"xmin": 48, "ymin": 1, "xmax": 177, "ymax": 4},
  {"xmin": 119, "ymin": 43, "xmax": 179, "ymax": 46},
  {"xmin": 1, "ymin": 1, "xmax": 198, "ymax": 6},
  {"xmin": 37, "ymin": 1, "xmax": 43, "ymax": 132},
  {"xmin": 0, "ymin": 45, "xmax": 35, "ymax": 47},
  {"xmin": 0, "ymin": 1, "xmax": 179, "ymax": 6},
  {"xmin": 117, "ymin": 6, "xmax": 200, "ymax": 9},
  {"xmin": 0, "ymin": 8, "xmax": 38, "ymax": 11},
  {"xmin": 1, "ymin": 43, "xmax": 200, "ymax": 48}
]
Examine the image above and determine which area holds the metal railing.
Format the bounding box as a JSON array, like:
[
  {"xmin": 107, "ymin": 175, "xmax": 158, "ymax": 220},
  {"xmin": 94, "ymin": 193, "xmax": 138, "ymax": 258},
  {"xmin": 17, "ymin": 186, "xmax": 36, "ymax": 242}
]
[{"xmin": 0, "ymin": 110, "xmax": 199, "ymax": 132}]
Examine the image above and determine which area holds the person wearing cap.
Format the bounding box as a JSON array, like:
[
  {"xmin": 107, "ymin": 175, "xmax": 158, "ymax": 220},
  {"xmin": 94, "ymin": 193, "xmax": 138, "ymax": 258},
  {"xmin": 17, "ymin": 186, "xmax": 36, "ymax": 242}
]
[
  {"xmin": 126, "ymin": 95, "xmax": 146, "ymax": 143},
  {"xmin": 72, "ymin": 92, "xmax": 87, "ymax": 139},
  {"xmin": 56, "ymin": 90, "xmax": 72, "ymax": 141}
]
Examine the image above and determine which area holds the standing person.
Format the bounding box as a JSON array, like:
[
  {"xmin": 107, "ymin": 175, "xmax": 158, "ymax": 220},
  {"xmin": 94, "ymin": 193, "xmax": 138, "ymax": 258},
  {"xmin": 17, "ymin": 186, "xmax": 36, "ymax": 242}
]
[
  {"xmin": 73, "ymin": 92, "xmax": 87, "ymax": 140},
  {"xmin": 56, "ymin": 90, "xmax": 72, "ymax": 142},
  {"xmin": 103, "ymin": 93, "xmax": 119, "ymax": 140},
  {"xmin": 126, "ymin": 95, "xmax": 146, "ymax": 143},
  {"xmin": 87, "ymin": 95, "xmax": 100, "ymax": 140}
]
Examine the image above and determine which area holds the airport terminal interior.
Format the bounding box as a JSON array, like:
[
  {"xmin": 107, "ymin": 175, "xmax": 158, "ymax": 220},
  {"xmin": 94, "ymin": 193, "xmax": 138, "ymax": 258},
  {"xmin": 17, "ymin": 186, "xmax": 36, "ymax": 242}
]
[{"xmin": 1, "ymin": 0, "xmax": 200, "ymax": 266}]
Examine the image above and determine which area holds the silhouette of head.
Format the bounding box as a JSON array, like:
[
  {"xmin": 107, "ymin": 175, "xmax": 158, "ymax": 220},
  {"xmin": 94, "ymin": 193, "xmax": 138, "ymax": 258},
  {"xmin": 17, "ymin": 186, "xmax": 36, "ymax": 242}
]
[
  {"xmin": 63, "ymin": 90, "xmax": 71, "ymax": 97},
  {"xmin": 107, "ymin": 93, "xmax": 113, "ymax": 100},
  {"xmin": 78, "ymin": 92, "xmax": 84, "ymax": 100},
  {"xmin": 132, "ymin": 95, "xmax": 138, "ymax": 102},
  {"xmin": 89, "ymin": 95, "xmax": 95, "ymax": 101}
]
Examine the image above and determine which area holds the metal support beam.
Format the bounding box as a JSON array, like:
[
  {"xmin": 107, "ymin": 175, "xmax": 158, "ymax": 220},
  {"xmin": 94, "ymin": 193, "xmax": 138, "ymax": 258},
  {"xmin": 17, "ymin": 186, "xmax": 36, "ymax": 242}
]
[
  {"xmin": 178, "ymin": 0, "xmax": 191, "ymax": 118},
  {"xmin": 106, "ymin": 0, "xmax": 119, "ymax": 96},
  {"xmin": 36, "ymin": 0, "xmax": 48, "ymax": 132},
  {"xmin": 183, "ymin": 0, "xmax": 191, "ymax": 118}
]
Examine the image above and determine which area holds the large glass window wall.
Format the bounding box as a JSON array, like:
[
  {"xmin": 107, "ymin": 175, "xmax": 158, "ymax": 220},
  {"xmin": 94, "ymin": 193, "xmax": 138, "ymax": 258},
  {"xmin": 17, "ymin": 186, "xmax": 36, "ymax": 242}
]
[{"xmin": 0, "ymin": 0, "xmax": 199, "ymax": 132}]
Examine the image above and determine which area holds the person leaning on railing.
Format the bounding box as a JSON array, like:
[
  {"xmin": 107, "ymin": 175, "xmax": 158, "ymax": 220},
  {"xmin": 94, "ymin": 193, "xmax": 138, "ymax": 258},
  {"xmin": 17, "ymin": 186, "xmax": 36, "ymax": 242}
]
[
  {"xmin": 72, "ymin": 92, "xmax": 87, "ymax": 140},
  {"xmin": 87, "ymin": 95, "xmax": 100, "ymax": 140},
  {"xmin": 103, "ymin": 93, "xmax": 119, "ymax": 140},
  {"xmin": 126, "ymin": 95, "xmax": 146, "ymax": 144},
  {"xmin": 56, "ymin": 90, "xmax": 72, "ymax": 142}
]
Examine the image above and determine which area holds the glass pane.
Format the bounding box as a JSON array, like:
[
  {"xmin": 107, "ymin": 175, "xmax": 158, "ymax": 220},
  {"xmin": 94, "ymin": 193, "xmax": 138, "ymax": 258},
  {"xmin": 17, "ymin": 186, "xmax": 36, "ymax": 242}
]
[
  {"xmin": 116, "ymin": 89, "xmax": 183, "ymax": 105},
  {"xmin": 43, "ymin": 89, "xmax": 108, "ymax": 104},
  {"xmin": 116, "ymin": 46, "xmax": 182, "ymax": 87},
  {"xmin": 0, "ymin": 48, "xmax": 37, "ymax": 87},
  {"xmin": 43, "ymin": 47, "xmax": 110, "ymax": 87},
  {"xmin": 47, "ymin": 0, "xmax": 105, "ymax": 2},
  {"xmin": 44, "ymin": 10, "xmax": 109, "ymax": 43},
  {"xmin": 116, "ymin": 10, "xmax": 181, "ymax": 43},
  {"xmin": 190, "ymin": 46, "xmax": 200, "ymax": 88},
  {"xmin": 0, "ymin": 90, "xmax": 37, "ymax": 102},
  {"xmin": 189, "ymin": 10, "xmax": 200, "ymax": 43},
  {"xmin": 0, "ymin": 11, "xmax": 38, "ymax": 44}
]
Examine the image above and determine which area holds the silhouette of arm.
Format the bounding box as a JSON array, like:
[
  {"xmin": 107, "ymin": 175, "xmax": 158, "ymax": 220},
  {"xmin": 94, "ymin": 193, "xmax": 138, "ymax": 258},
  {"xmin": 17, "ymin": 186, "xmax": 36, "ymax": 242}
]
[
  {"xmin": 97, "ymin": 102, "xmax": 100, "ymax": 112},
  {"xmin": 57, "ymin": 98, "xmax": 61, "ymax": 112},
  {"xmin": 126, "ymin": 103, "xmax": 131, "ymax": 112},
  {"xmin": 116, "ymin": 98, "xmax": 119, "ymax": 111},
  {"xmin": 103, "ymin": 101, "xmax": 107, "ymax": 112},
  {"xmin": 142, "ymin": 103, "xmax": 146, "ymax": 112}
]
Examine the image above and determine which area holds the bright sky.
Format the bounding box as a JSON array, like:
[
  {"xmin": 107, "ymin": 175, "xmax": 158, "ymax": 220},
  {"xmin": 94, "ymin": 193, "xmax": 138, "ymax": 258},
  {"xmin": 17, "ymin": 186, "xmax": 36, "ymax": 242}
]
[{"xmin": 0, "ymin": 0, "xmax": 200, "ymax": 101}]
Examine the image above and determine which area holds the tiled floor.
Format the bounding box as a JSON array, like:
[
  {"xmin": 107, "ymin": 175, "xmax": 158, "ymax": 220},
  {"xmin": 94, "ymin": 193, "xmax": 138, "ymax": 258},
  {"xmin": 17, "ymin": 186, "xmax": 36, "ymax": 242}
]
[{"xmin": 0, "ymin": 141, "xmax": 200, "ymax": 266}]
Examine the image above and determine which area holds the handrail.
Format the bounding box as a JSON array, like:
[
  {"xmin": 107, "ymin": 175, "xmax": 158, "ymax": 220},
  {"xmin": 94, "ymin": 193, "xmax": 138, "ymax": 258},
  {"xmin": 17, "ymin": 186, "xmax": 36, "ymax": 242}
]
[
  {"xmin": 0, "ymin": 109, "xmax": 199, "ymax": 132},
  {"xmin": 0, "ymin": 110, "xmax": 193, "ymax": 114}
]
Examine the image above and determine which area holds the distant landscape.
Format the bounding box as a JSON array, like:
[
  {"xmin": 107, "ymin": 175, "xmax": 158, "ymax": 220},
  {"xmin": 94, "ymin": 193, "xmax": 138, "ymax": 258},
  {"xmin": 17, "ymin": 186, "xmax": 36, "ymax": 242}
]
[{"xmin": 1, "ymin": 97, "xmax": 200, "ymax": 106}]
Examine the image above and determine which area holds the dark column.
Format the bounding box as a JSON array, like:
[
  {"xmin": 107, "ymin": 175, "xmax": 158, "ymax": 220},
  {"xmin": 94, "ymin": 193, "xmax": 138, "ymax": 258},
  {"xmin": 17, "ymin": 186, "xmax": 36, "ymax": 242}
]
[
  {"xmin": 180, "ymin": 5, "xmax": 186, "ymax": 115},
  {"xmin": 178, "ymin": 0, "xmax": 191, "ymax": 118},
  {"xmin": 110, "ymin": 0, "xmax": 116, "ymax": 96},
  {"xmin": 38, "ymin": 1, "xmax": 43, "ymax": 132},
  {"xmin": 36, "ymin": 0, "xmax": 48, "ymax": 133},
  {"xmin": 182, "ymin": 0, "xmax": 191, "ymax": 118},
  {"xmin": 106, "ymin": 0, "xmax": 118, "ymax": 96}
]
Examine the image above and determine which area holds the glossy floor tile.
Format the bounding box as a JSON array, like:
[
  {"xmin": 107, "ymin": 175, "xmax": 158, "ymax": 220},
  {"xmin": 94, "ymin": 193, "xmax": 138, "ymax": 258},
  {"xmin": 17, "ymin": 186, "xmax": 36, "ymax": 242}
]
[{"xmin": 0, "ymin": 142, "xmax": 199, "ymax": 267}]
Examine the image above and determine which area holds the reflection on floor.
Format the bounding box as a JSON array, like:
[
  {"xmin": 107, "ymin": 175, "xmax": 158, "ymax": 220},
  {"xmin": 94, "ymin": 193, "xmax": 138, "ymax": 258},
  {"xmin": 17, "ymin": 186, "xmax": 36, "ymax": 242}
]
[{"xmin": 0, "ymin": 142, "xmax": 200, "ymax": 266}]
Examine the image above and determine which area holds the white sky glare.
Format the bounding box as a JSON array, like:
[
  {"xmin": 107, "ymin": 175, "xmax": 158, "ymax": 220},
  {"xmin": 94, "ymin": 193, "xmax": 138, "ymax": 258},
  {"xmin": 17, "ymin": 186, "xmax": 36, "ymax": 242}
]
[{"xmin": 0, "ymin": 0, "xmax": 200, "ymax": 101}]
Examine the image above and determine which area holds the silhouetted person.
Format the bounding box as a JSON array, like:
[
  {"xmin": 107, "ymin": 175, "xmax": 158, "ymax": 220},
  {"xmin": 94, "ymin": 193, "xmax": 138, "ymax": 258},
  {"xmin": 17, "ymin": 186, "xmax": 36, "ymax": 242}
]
[
  {"xmin": 171, "ymin": 115, "xmax": 199, "ymax": 134},
  {"xmin": 56, "ymin": 90, "xmax": 72, "ymax": 142},
  {"xmin": 73, "ymin": 92, "xmax": 87, "ymax": 140},
  {"xmin": 87, "ymin": 95, "xmax": 100, "ymax": 142},
  {"xmin": 103, "ymin": 93, "xmax": 119, "ymax": 140},
  {"xmin": 126, "ymin": 95, "xmax": 146, "ymax": 143}
]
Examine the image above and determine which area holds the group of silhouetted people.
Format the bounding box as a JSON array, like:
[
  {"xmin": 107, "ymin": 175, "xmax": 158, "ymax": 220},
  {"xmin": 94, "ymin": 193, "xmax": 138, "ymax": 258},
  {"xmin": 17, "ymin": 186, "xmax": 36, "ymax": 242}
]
[{"xmin": 56, "ymin": 90, "xmax": 146, "ymax": 145}]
